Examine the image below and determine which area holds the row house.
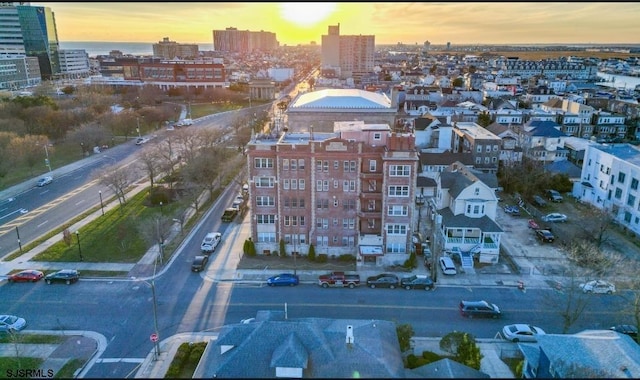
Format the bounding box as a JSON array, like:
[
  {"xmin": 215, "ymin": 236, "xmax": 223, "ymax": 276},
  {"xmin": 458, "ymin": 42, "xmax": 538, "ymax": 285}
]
[
  {"xmin": 592, "ymin": 111, "xmax": 627, "ymax": 141},
  {"xmin": 521, "ymin": 120, "xmax": 569, "ymax": 163},
  {"xmin": 501, "ymin": 59, "xmax": 598, "ymax": 80},
  {"xmin": 451, "ymin": 122, "xmax": 501, "ymax": 173},
  {"xmin": 484, "ymin": 122, "xmax": 523, "ymax": 165},
  {"xmin": 521, "ymin": 87, "xmax": 562, "ymax": 109},
  {"xmin": 573, "ymin": 143, "xmax": 640, "ymax": 238},
  {"xmin": 426, "ymin": 163, "xmax": 502, "ymax": 265},
  {"xmin": 245, "ymin": 121, "xmax": 419, "ymax": 267}
]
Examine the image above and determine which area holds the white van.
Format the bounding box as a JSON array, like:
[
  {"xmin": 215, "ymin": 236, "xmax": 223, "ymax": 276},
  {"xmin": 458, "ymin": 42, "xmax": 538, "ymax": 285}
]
[{"xmin": 439, "ymin": 256, "xmax": 457, "ymax": 275}]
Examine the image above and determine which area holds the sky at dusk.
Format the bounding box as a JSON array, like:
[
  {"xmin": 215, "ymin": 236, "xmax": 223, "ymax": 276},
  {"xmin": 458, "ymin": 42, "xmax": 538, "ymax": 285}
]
[{"xmin": 35, "ymin": 2, "xmax": 640, "ymax": 46}]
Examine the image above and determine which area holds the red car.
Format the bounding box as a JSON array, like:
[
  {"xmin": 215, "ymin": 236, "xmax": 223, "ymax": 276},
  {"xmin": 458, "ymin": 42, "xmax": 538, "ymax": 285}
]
[
  {"xmin": 527, "ymin": 219, "xmax": 540, "ymax": 229},
  {"xmin": 7, "ymin": 270, "xmax": 44, "ymax": 283}
]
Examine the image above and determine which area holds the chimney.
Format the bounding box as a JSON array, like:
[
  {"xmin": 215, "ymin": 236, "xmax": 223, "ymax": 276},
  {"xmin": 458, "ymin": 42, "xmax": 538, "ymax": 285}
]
[{"xmin": 346, "ymin": 325, "xmax": 354, "ymax": 345}]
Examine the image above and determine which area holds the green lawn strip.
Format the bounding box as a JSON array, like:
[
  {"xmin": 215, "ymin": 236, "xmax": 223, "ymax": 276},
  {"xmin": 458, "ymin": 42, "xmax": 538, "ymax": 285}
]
[
  {"xmin": 165, "ymin": 342, "xmax": 207, "ymax": 378},
  {"xmin": 0, "ymin": 334, "xmax": 64, "ymax": 344},
  {"xmin": 0, "ymin": 357, "xmax": 44, "ymax": 376},
  {"xmin": 54, "ymin": 358, "xmax": 84, "ymax": 379}
]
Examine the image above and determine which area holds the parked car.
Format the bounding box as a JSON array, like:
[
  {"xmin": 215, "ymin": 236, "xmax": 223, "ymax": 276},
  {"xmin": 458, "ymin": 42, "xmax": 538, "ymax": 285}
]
[
  {"xmin": 610, "ymin": 324, "xmax": 638, "ymax": 339},
  {"xmin": 501, "ymin": 324, "xmax": 546, "ymax": 342},
  {"xmin": 504, "ymin": 205, "xmax": 521, "ymax": 216},
  {"xmin": 527, "ymin": 219, "xmax": 540, "ymax": 229},
  {"xmin": 200, "ymin": 232, "xmax": 222, "ymax": 254},
  {"xmin": 0, "ymin": 315, "xmax": 26, "ymax": 333},
  {"xmin": 7, "ymin": 269, "xmax": 44, "ymax": 283},
  {"xmin": 459, "ymin": 300, "xmax": 501, "ymax": 319},
  {"xmin": 439, "ymin": 256, "xmax": 457, "ymax": 275},
  {"xmin": 535, "ymin": 229, "xmax": 555, "ymax": 243},
  {"xmin": 44, "ymin": 269, "xmax": 79, "ymax": 285},
  {"xmin": 366, "ymin": 273, "xmax": 400, "ymax": 289},
  {"xmin": 266, "ymin": 273, "xmax": 299, "ymax": 286},
  {"xmin": 400, "ymin": 275, "xmax": 434, "ymax": 290},
  {"xmin": 532, "ymin": 195, "xmax": 547, "ymax": 207},
  {"xmin": 135, "ymin": 137, "xmax": 149, "ymax": 145},
  {"xmin": 579, "ymin": 280, "xmax": 616, "ymax": 294},
  {"xmin": 240, "ymin": 318, "xmax": 256, "ymax": 324},
  {"xmin": 546, "ymin": 189, "xmax": 564, "ymax": 202},
  {"xmin": 542, "ymin": 213, "xmax": 567, "ymax": 223},
  {"xmin": 191, "ymin": 255, "xmax": 209, "ymax": 272},
  {"xmin": 36, "ymin": 176, "xmax": 53, "ymax": 187}
]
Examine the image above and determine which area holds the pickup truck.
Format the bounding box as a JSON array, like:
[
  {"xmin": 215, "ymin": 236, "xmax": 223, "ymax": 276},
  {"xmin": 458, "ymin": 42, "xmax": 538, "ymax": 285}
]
[
  {"xmin": 221, "ymin": 208, "xmax": 238, "ymax": 222},
  {"xmin": 318, "ymin": 271, "xmax": 360, "ymax": 288}
]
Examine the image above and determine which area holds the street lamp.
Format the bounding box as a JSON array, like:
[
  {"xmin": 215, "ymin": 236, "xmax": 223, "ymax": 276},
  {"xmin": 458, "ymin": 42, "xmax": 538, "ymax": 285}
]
[
  {"xmin": 136, "ymin": 117, "xmax": 141, "ymax": 137},
  {"xmin": 16, "ymin": 226, "xmax": 22, "ymax": 253},
  {"xmin": 159, "ymin": 201, "xmax": 163, "ymax": 214},
  {"xmin": 80, "ymin": 142, "xmax": 84, "ymax": 157},
  {"xmin": 44, "ymin": 144, "xmax": 52, "ymax": 172},
  {"xmin": 99, "ymin": 191, "xmax": 104, "ymax": 216},
  {"xmin": 75, "ymin": 231, "xmax": 83, "ymax": 261}
]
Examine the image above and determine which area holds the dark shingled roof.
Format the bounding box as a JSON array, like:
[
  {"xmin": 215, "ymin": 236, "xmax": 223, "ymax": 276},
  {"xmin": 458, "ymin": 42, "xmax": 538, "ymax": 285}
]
[
  {"xmin": 417, "ymin": 176, "xmax": 437, "ymax": 188},
  {"xmin": 526, "ymin": 120, "xmax": 565, "ymax": 137},
  {"xmin": 419, "ymin": 152, "xmax": 474, "ymax": 166},
  {"xmin": 409, "ymin": 358, "xmax": 490, "ymax": 378},
  {"xmin": 439, "ymin": 208, "xmax": 504, "ymax": 232}
]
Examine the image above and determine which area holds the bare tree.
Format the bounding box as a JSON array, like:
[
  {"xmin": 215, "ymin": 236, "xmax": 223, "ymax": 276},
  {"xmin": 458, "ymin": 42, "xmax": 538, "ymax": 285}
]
[
  {"xmin": 137, "ymin": 214, "xmax": 174, "ymax": 263},
  {"xmin": 95, "ymin": 165, "xmax": 133, "ymax": 207},
  {"xmin": 8, "ymin": 134, "xmax": 49, "ymax": 175},
  {"xmin": 154, "ymin": 136, "xmax": 183, "ymax": 189},
  {"xmin": 545, "ymin": 269, "xmax": 593, "ymax": 334},
  {"xmin": 137, "ymin": 146, "xmax": 163, "ymax": 188}
]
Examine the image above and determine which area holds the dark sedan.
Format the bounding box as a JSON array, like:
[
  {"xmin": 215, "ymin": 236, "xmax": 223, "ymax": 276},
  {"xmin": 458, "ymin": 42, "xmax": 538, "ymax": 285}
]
[
  {"xmin": 400, "ymin": 275, "xmax": 434, "ymax": 290},
  {"xmin": 266, "ymin": 273, "xmax": 299, "ymax": 286},
  {"xmin": 7, "ymin": 270, "xmax": 44, "ymax": 283},
  {"xmin": 44, "ymin": 269, "xmax": 79, "ymax": 285},
  {"xmin": 535, "ymin": 229, "xmax": 555, "ymax": 243},
  {"xmin": 191, "ymin": 255, "xmax": 209, "ymax": 272},
  {"xmin": 366, "ymin": 273, "xmax": 400, "ymax": 289}
]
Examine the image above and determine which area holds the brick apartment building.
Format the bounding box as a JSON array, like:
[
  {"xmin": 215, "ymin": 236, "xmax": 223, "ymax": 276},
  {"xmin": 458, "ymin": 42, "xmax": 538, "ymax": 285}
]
[{"xmin": 246, "ymin": 121, "xmax": 419, "ymax": 267}]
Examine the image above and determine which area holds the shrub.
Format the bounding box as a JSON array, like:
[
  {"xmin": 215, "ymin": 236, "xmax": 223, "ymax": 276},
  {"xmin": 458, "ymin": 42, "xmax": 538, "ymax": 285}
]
[
  {"xmin": 307, "ymin": 244, "xmax": 316, "ymax": 261},
  {"xmin": 279, "ymin": 239, "xmax": 286, "ymax": 257},
  {"xmin": 165, "ymin": 342, "xmax": 192, "ymax": 378},
  {"xmin": 421, "ymin": 350, "xmax": 444, "ymax": 363},
  {"xmin": 316, "ymin": 253, "xmax": 328, "ymax": 263},
  {"xmin": 403, "ymin": 251, "xmax": 417, "ymax": 269},
  {"xmin": 338, "ymin": 254, "xmax": 355, "ymax": 262},
  {"xmin": 396, "ymin": 323, "xmax": 414, "ymax": 352}
]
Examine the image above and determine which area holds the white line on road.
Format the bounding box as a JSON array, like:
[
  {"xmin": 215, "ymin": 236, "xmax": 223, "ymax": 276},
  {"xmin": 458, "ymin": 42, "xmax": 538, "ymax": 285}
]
[
  {"xmin": 37, "ymin": 220, "xmax": 49, "ymax": 228},
  {"xmin": 75, "ymin": 199, "xmax": 85, "ymax": 206},
  {"xmin": 95, "ymin": 358, "xmax": 145, "ymax": 363}
]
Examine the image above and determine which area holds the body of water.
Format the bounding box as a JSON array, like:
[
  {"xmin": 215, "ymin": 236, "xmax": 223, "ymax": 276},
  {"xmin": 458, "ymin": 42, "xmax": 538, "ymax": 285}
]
[
  {"xmin": 596, "ymin": 72, "xmax": 640, "ymax": 91},
  {"xmin": 59, "ymin": 41, "xmax": 214, "ymax": 57}
]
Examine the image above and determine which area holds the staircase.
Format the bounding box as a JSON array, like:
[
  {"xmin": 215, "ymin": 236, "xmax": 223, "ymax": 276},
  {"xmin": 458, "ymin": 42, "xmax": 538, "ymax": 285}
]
[{"xmin": 460, "ymin": 251, "xmax": 474, "ymax": 268}]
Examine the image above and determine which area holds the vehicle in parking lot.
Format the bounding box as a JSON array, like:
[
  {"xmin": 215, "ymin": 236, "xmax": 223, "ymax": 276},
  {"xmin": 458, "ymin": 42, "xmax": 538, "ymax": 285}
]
[
  {"xmin": 504, "ymin": 205, "xmax": 520, "ymax": 216},
  {"xmin": 400, "ymin": 275, "xmax": 434, "ymax": 290},
  {"xmin": 191, "ymin": 255, "xmax": 209, "ymax": 272},
  {"xmin": 546, "ymin": 189, "xmax": 564, "ymax": 202},
  {"xmin": 535, "ymin": 229, "xmax": 555, "ymax": 243},
  {"xmin": 501, "ymin": 324, "xmax": 546, "ymax": 342},
  {"xmin": 7, "ymin": 269, "xmax": 44, "ymax": 283},
  {"xmin": 532, "ymin": 195, "xmax": 547, "ymax": 207},
  {"xmin": 37, "ymin": 176, "xmax": 53, "ymax": 187},
  {"xmin": 459, "ymin": 300, "xmax": 501, "ymax": 319},
  {"xmin": 366, "ymin": 273, "xmax": 400, "ymax": 289},
  {"xmin": 0, "ymin": 315, "xmax": 26, "ymax": 333},
  {"xmin": 542, "ymin": 213, "xmax": 567, "ymax": 223},
  {"xmin": 439, "ymin": 256, "xmax": 457, "ymax": 275},
  {"xmin": 610, "ymin": 324, "xmax": 638, "ymax": 338},
  {"xmin": 200, "ymin": 232, "xmax": 222, "ymax": 253},
  {"xmin": 527, "ymin": 219, "xmax": 540, "ymax": 229},
  {"xmin": 579, "ymin": 280, "xmax": 616, "ymax": 294},
  {"xmin": 44, "ymin": 269, "xmax": 79, "ymax": 285},
  {"xmin": 266, "ymin": 273, "xmax": 299, "ymax": 286}
]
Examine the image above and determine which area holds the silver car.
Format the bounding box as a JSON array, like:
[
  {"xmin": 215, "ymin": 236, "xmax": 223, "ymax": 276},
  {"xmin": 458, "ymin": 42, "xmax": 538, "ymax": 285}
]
[
  {"xmin": 0, "ymin": 315, "xmax": 26, "ymax": 332},
  {"xmin": 37, "ymin": 176, "xmax": 53, "ymax": 187},
  {"xmin": 541, "ymin": 213, "xmax": 567, "ymax": 223},
  {"xmin": 502, "ymin": 324, "xmax": 546, "ymax": 342},
  {"xmin": 579, "ymin": 280, "xmax": 616, "ymax": 294}
]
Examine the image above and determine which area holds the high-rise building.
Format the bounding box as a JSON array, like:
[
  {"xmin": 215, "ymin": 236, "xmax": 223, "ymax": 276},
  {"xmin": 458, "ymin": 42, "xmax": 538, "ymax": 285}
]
[
  {"xmin": 58, "ymin": 49, "xmax": 90, "ymax": 79},
  {"xmin": 213, "ymin": 27, "xmax": 278, "ymax": 53},
  {"xmin": 321, "ymin": 24, "xmax": 374, "ymax": 80},
  {"xmin": 0, "ymin": 3, "xmax": 61, "ymax": 79},
  {"xmin": 153, "ymin": 37, "xmax": 199, "ymax": 59}
]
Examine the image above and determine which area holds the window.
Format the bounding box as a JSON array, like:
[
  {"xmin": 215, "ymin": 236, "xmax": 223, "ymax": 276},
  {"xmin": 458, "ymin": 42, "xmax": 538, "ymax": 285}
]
[
  {"xmin": 388, "ymin": 205, "xmax": 409, "ymax": 216},
  {"xmin": 350, "ymin": 161, "xmax": 356, "ymax": 172},
  {"xmin": 343, "ymin": 199, "xmax": 356, "ymax": 210},
  {"xmin": 299, "ymin": 179, "xmax": 305, "ymax": 190},
  {"xmin": 342, "ymin": 218, "xmax": 355, "ymax": 229},
  {"xmin": 368, "ymin": 219, "xmax": 375, "ymax": 229},
  {"xmin": 615, "ymin": 188, "xmax": 623, "ymax": 199},
  {"xmin": 283, "ymin": 159, "xmax": 289, "ymax": 170},
  {"xmin": 283, "ymin": 179, "xmax": 290, "ymax": 190},
  {"xmin": 475, "ymin": 157, "xmax": 481, "ymax": 164},
  {"xmin": 323, "ymin": 180, "xmax": 329, "ymax": 191},
  {"xmin": 373, "ymin": 132, "xmax": 381, "ymax": 140},
  {"xmin": 298, "ymin": 159, "xmax": 304, "ymax": 170},
  {"xmin": 254, "ymin": 158, "xmax": 273, "ymax": 168},
  {"xmin": 256, "ymin": 215, "xmax": 275, "ymax": 224},
  {"xmin": 257, "ymin": 232, "xmax": 276, "ymax": 243},
  {"xmin": 628, "ymin": 194, "xmax": 636, "ymax": 207},
  {"xmin": 386, "ymin": 224, "xmax": 407, "ymax": 235},
  {"xmin": 619, "ymin": 172, "xmax": 626, "ymax": 184},
  {"xmin": 369, "ymin": 160, "xmax": 377, "ymax": 172},
  {"xmin": 368, "ymin": 180, "xmax": 377, "ymax": 191},
  {"xmin": 390, "ymin": 165, "xmax": 410, "ymax": 176},
  {"xmin": 474, "ymin": 187, "xmax": 480, "ymax": 196},
  {"xmin": 388, "ymin": 186, "xmax": 409, "ymax": 197},
  {"xmin": 632, "ymin": 178, "xmax": 639, "ymax": 190},
  {"xmin": 290, "ymin": 159, "xmax": 297, "ymax": 170},
  {"xmin": 386, "ymin": 243, "xmax": 406, "ymax": 254},
  {"xmin": 368, "ymin": 200, "xmax": 376, "ymax": 211},
  {"xmin": 255, "ymin": 177, "xmax": 275, "ymax": 188},
  {"xmin": 316, "ymin": 160, "xmax": 322, "ymax": 171},
  {"xmin": 299, "ymin": 198, "xmax": 305, "ymax": 208},
  {"xmin": 334, "ymin": 198, "xmax": 339, "ymax": 207},
  {"xmin": 317, "ymin": 199, "xmax": 329, "ymax": 209},
  {"xmin": 291, "ymin": 179, "xmax": 297, "ymax": 190},
  {"xmin": 485, "ymin": 145, "xmax": 491, "ymax": 153},
  {"xmin": 477, "ymin": 146, "xmax": 482, "ymax": 153},
  {"xmin": 323, "ymin": 160, "xmax": 329, "ymax": 172},
  {"xmin": 493, "ymin": 145, "xmax": 499, "ymax": 151},
  {"xmin": 334, "ymin": 180, "xmax": 338, "ymax": 189},
  {"xmin": 334, "ymin": 160, "xmax": 339, "ymax": 169},
  {"xmin": 316, "ymin": 218, "xmax": 329, "ymax": 229},
  {"xmin": 284, "ymin": 215, "xmax": 291, "ymax": 226},
  {"xmin": 343, "ymin": 161, "xmax": 349, "ymax": 171},
  {"xmin": 256, "ymin": 196, "xmax": 274, "ymax": 206},
  {"xmin": 316, "ymin": 180, "xmax": 322, "ymax": 191}
]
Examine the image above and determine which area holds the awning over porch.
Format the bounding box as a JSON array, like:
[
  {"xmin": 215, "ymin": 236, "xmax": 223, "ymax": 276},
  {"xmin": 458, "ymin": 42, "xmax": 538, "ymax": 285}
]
[{"xmin": 359, "ymin": 245, "xmax": 384, "ymax": 256}]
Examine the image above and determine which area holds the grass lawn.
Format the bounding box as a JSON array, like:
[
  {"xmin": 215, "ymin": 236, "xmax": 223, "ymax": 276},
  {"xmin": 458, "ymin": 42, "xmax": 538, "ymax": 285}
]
[
  {"xmin": 0, "ymin": 334, "xmax": 64, "ymax": 344},
  {"xmin": 0, "ymin": 357, "xmax": 44, "ymax": 376},
  {"xmin": 237, "ymin": 254, "xmax": 356, "ymax": 271},
  {"xmin": 54, "ymin": 358, "xmax": 84, "ymax": 379},
  {"xmin": 33, "ymin": 188, "xmax": 179, "ymax": 263}
]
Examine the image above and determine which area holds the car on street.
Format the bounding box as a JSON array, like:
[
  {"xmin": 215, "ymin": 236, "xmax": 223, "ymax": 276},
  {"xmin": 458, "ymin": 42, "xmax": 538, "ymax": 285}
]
[
  {"xmin": 610, "ymin": 324, "xmax": 638, "ymax": 339},
  {"xmin": 459, "ymin": 300, "xmax": 501, "ymax": 319},
  {"xmin": 191, "ymin": 255, "xmax": 209, "ymax": 272},
  {"xmin": 36, "ymin": 176, "xmax": 53, "ymax": 187},
  {"xmin": 135, "ymin": 137, "xmax": 150, "ymax": 145},
  {"xmin": 0, "ymin": 315, "xmax": 26, "ymax": 333},
  {"xmin": 535, "ymin": 229, "xmax": 555, "ymax": 243},
  {"xmin": 501, "ymin": 324, "xmax": 546, "ymax": 342},
  {"xmin": 400, "ymin": 275, "xmax": 434, "ymax": 290},
  {"xmin": 44, "ymin": 269, "xmax": 79, "ymax": 285},
  {"xmin": 266, "ymin": 273, "xmax": 299, "ymax": 286},
  {"xmin": 546, "ymin": 189, "xmax": 564, "ymax": 202},
  {"xmin": 366, "ymin": 273, "xmax": 400, "ymax": 289},
  {"xmin": 7, "ymin": 269, "xmax": 44, "ymax": 283},
  {"xmin": 532, "ymin": 195, "xmax": 547, "ymax": 207},
  {"xmin": 200, "ymin": 232, "xmax": 222, "ymax": 254},
  {"xmin": 541, "ymin": 213, "xmax": 567, "ymax": 223},
  {"xmin": 579, "ymin": 280, "xmax": 616, "ymax": 294},
  {"xmin": 240, "ymin": 318, "xmax": 256, "ymax": 324}
]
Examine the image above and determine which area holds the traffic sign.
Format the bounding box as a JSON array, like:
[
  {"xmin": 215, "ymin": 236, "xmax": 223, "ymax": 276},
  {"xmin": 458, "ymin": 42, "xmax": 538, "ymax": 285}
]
[{"xmin": 150, "ymin": 333, "xmax": 158, "ymax": 342}]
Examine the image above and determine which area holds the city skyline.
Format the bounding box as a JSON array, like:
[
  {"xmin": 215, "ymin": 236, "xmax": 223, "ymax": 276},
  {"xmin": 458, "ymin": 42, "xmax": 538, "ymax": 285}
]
[{"xmin": 35, "ymin": 2, "xmax": 640, "ymax": 46}]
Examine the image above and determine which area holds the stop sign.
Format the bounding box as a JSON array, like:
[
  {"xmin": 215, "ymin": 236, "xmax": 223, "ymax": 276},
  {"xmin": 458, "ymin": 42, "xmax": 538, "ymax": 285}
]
[{"xmin": 150, "ymin": 333, "xmax": 158, "ymax": 342}]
